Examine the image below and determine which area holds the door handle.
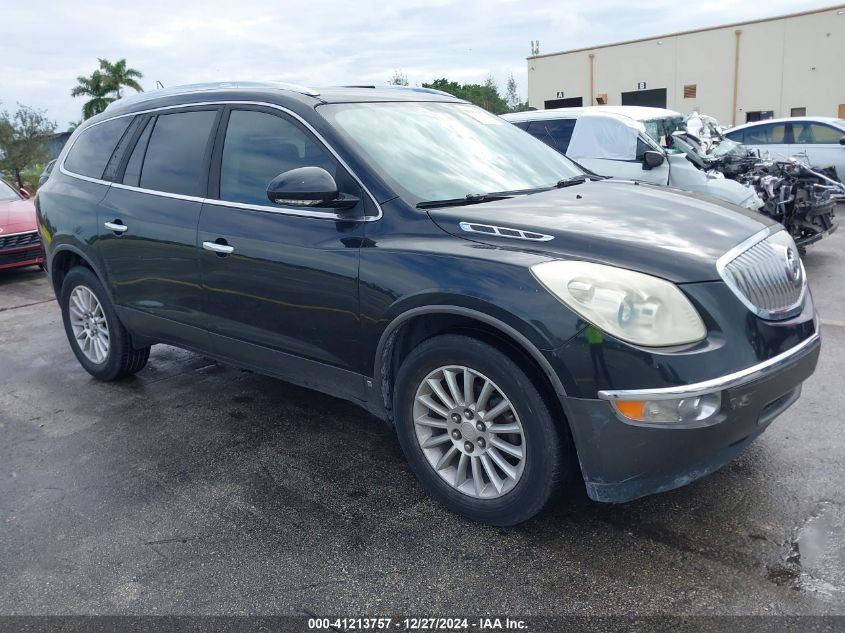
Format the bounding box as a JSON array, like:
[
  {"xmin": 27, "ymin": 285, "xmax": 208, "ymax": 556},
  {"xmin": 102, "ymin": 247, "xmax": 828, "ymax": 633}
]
[
  {"xmin": 104, "ymin": 221, "xmax": 128, "ymax": 233},
  {"xmin": 202, "ymin": 240, "xmax": 234, "ymax": 255}
]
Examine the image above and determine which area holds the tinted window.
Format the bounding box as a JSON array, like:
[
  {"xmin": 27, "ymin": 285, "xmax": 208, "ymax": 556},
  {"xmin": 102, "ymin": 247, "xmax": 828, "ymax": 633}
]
[
  {"xmin": 743, "ymin": 123, "xmax": 786, "ymax": 145},
  {"xmin": 140, "ymin": 110, "xmax": 217, "ymax": 196},
  {"xmin": 525, "ymin": 119, "xmax": 576, "ymax": 154},
  {"xmin": 792, "ymin": 122, "xmax": 843, "ymax": 144},
  {"xmin": 220, "ymin": 109, "xmax": 336, "ymax": 206},
  {"xmin": 724, "ymin": 129, "xmax": 743, "ymax": 143},
  {"xmin": 64, "ymin": 117, "xmax": 131, "ymax": 179},
  {"xmin": 123, "ymin": 118, "xmax": 153, "ymax": 187}
]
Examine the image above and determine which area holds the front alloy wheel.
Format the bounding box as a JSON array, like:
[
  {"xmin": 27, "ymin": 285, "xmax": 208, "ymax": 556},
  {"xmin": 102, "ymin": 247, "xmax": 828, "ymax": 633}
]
[
  {"xmin": 394, "ymin": 334, "xmax": 565, "ymax": 526},
  {"xmin": 414, "ymin": 365, "xmax": 526, "ymax": 498}
]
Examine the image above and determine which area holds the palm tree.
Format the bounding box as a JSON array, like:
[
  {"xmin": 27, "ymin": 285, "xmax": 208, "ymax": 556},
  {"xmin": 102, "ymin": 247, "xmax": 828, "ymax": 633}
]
[
  {"xmin": 98, "ymin": 58, "xmax": 144, "ymax": 99},
  {"xmin": 71, "ymin": 70, "xmax": 114, "ymax": 120}
]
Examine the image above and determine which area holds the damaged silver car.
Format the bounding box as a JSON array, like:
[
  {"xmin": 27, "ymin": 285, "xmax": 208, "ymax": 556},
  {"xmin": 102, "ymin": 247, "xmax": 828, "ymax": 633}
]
[
  {"xmin": 671, "ymin": 112, "xmax": 842, "ymax": 252},
  {"xmin": 504, "ymin": 106, "xmax": 765, "ymax": 211}
]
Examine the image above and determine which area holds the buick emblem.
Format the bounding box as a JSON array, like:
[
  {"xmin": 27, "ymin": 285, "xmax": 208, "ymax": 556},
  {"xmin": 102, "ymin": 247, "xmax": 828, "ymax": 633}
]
[{"xmin": 785, "ymin": 248, "xmax": 801, "ymax": 282}]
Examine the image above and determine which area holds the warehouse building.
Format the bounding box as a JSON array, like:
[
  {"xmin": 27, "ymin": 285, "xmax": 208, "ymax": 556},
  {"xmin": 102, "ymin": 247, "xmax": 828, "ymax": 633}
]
[{"xmin": 527, "ymin": 5, "xmax": 845, "ymax": 124}]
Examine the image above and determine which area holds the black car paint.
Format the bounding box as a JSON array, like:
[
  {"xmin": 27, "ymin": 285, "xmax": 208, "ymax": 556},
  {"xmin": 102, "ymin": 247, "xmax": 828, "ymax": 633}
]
[{"xmin": 36, "ymin": 86, "xmax": 819, "ymax": 503}]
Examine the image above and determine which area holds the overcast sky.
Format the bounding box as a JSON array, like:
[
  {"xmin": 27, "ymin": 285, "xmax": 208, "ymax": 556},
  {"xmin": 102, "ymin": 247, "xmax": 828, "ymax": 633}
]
[{"xmin": 0, "ymin": 0, "xmax": 835, "ymax": 128}]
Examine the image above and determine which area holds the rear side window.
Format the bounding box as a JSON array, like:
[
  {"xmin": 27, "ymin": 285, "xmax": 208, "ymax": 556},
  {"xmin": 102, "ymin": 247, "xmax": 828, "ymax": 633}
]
[
  {"xmin": 525, "ymin": 119, "xmax": 576, "ymax": 154},
  {"xmin": 219, "ymin": 109, "xmax": 336, "ymax": 206},
  {"xmin": 792, "ymin": 122, "xmax": 843, "ymax": 144},
  {"xmin": 139, "ymin": 110, "xmax": 218, "ymax": 196},
  {"xmin": 63, "ymin": 117, "xmax": 132, "ymax": 179}
]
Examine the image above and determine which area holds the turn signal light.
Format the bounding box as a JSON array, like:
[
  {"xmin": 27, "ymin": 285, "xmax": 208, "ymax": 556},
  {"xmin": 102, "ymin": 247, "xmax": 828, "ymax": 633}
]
[{"xmin": 611, "ymin": 393, "xmax": 721, "ymax": 424}]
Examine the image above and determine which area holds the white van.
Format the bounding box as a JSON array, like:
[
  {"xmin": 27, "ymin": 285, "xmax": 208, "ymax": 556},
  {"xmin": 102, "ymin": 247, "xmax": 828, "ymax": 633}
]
[{"xmin": 503, "ymin": 106, "xmax": 763, "ymax": 210}]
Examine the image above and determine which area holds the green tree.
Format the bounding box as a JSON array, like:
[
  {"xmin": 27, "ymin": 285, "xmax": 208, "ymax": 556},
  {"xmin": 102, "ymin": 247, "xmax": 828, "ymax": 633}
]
[
  {"xmin": 388, "ymin": 70, "xmax": 409, "ymax": 86},
  {"xmin": 97, "ymin": 58, "xmax": 144, "ymax": 98},
  {"xmin": 504, "ymin": 73, "xmax": 529, "ymax": 112},
  {"xmin": 71, "ymin": 70, "xmax": 114, "ymax": 119},
  {"xmin": 422, "ymin": 77, "xmax": 510, "ymax": 114},
  {"xmin": 0, "ymin": 104, "xmax": 56, "ymax": 189},
  {"xmin": 72, "ymin": 58, "xmax": 144, "ymax": 119}
]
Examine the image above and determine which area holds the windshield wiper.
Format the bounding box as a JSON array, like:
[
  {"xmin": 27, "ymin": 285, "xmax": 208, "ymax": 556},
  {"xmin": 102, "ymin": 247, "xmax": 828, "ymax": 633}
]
[
  {"xmin": 556, "ymin": 175, "xmax": 589, "ymax": 188},
  {"xmin": 416, "ymin": 193, "xmax": 513, "ymax": 209}
]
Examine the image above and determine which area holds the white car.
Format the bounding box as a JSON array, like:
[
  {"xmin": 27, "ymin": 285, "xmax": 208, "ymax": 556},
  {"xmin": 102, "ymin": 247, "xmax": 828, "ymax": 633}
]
[
  {"xmin": 504, "ymin": 106, "xmax": 763, "ymax": 210},
  {"xmin": 724, "ymin": 117, "xmax": 845, "ymax": 182}
]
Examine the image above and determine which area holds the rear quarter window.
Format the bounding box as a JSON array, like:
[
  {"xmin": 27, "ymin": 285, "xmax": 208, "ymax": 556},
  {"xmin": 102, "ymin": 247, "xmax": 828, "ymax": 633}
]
[{"xmin": 63, "ymin": 117, "xmax": 132, "ymax": 179}]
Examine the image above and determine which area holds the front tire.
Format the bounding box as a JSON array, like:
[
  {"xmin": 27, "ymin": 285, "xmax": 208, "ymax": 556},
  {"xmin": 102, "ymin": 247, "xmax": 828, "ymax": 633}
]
[
  {"xmin": 393, "ymin": 334, "xmax": 564, "ymax": 526},
  {"xmin": 60, "ymin": 266, "xmax": 150, "ymax": 381}
]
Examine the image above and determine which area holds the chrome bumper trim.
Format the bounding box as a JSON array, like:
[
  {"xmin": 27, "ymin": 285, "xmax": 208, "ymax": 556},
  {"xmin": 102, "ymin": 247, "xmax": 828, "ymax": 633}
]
[{"xmin": 598, "ymin": 332, "xmax": 820, "ymax": 402}]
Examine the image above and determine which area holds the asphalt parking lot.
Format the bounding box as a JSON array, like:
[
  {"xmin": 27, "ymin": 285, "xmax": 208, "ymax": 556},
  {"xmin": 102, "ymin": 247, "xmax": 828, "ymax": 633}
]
[{"xmin": 1, "ymin": 217, "xmax": 844, "ymax": 618}]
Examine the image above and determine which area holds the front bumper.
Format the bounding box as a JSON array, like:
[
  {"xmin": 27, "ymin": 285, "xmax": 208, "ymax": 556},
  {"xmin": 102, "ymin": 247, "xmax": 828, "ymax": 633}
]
[
  {"xmin": 0, "ymin": 231, "xmax": 44, "ymax": 270},
  {"xmin": 0, "ymin": 245, "xmax": 44, "ymax": 270},
  {"xmin": 565, "ymin": 332, "xmax": 820, "ymax": 503}
]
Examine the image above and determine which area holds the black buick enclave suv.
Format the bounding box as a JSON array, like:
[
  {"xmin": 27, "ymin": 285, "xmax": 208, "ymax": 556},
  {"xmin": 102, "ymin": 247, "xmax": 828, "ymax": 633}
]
[{"xmin": 36, "ymin": 82, "xmax": 820, "ymax": 525}]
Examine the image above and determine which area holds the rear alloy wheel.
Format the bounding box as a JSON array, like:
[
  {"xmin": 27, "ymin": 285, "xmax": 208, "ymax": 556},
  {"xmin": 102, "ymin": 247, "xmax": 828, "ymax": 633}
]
[
  {"xmin": 60, "ymin": 266, "xmax": 150, "ymax": 381},
  {"xmin": 394, "ymin": 334, "xmax": 565, "ymax": 526},
  {"xmin": 68, "ymin": 285, "xmax": 110, "ymax": 364}
]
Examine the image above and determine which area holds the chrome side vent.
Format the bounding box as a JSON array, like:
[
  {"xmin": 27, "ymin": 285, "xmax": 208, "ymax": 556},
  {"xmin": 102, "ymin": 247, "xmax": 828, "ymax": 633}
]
[
  {"xmin": 458, "ymin": 222, "xmax": 553, "ymax": 242},
  {"xmin": 717, "ymin": 229, "xmax": 805, "ymax": 320}
]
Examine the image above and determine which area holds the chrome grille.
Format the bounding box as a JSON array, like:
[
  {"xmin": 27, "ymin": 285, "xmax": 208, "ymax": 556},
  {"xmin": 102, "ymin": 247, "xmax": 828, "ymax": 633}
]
[
  {"xmin": 718, "ymin": 230, "xmax": 805, "ymax": 320},
  {"xmin": 0, "ymin": 231, "xmax": 40, "ymax": 250}
]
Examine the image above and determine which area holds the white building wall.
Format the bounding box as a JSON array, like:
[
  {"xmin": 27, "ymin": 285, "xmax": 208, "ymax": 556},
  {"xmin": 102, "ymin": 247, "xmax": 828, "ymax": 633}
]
[{"xmin": 527, "ymin": 6, "xmax": 845, "ymax": 124}]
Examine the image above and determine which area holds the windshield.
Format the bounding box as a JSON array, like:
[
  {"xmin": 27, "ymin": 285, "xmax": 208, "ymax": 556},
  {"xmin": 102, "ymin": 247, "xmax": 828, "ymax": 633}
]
[
  {"xmin": 711, "ymin": 137, "xmax": 747, "ymax": 158},
  {"xmin": 642, "ymin": 116, "xmax": 685, "ymax": 148},
  {"xmin": 319, "ymin": 102, "xmax": 583, "ymax": 204},
  {"xmin": 0, "ymin": 179, "xmax": 20, "ymax": 202}
]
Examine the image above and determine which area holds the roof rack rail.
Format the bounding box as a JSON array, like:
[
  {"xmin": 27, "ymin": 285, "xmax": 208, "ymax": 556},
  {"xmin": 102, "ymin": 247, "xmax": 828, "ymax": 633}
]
[
  {"xmin": 338, "ymin": 85, "xmax": 456, "ymax": 98},
  {"xmin": 105, "ymin": 81, "xmax": 320, "ymax": 111}
]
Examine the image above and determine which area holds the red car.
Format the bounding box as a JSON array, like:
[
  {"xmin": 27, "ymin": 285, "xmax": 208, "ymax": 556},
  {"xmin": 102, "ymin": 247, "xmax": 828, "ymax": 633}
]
[{"xmin": 0, "ymin": 178, "xmax": 44, "ymax": 270}]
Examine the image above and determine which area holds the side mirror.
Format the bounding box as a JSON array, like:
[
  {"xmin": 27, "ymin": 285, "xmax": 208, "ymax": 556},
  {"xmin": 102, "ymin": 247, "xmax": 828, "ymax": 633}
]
[
  {"xmin": 19, "ymin": 187, "xmax": 31, "ymax": 199},
  {"xmin": 642, "ymin": 150, "xmax": 665, "ymax": 170},
  {"xmin": 266, "ymin": 166, "xmax": 358, "ymax": 210},
  {"xmin": 839, "ymin": 136, "xmax": 845, "ymax": 146}
]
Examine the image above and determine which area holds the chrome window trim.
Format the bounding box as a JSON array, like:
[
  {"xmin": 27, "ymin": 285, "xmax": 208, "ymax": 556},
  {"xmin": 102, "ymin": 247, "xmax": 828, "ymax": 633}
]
[
  {"xmin": 598, "ymin": 331, "xmax": 820, "ymax": 402},
  {"xmin": 58, "ymin": 100, "xmax": 382, "ymax": 222},
  {"xmin": 715, "ymin": 226, "xmax": 806, "ymax": 320}
]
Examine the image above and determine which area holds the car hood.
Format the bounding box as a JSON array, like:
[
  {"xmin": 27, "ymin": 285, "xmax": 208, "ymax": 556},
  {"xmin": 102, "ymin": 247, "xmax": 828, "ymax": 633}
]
[
  {"xmin": 427, "ymin": 180, "xmax": 775, "ymax": 283},
  {"xmin": 0, "ymin": 198, "xmax": 38, "ymax": 235}
]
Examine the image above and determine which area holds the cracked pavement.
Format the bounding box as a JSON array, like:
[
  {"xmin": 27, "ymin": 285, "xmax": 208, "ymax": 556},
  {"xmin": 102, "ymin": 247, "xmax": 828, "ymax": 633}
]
[{"xmin": 1, "ymin": 213, "xmax": 844, "ymax": 616}]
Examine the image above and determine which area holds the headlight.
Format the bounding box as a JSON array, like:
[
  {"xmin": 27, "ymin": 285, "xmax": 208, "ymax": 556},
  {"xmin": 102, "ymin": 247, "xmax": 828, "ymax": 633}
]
[{"xmin": 530, "ymin": 260, "xmax": 707, "ymax": 347}]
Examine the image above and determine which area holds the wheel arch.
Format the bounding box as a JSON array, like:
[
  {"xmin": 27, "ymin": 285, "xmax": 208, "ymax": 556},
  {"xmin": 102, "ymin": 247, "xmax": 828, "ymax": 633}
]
[
  {"xmin": 373, "ymin": 305, "xmax": 571, "ymax": 428},
  {"xmin": 49, "ymin": 244, "xmax": 106, "ymax": 298}
]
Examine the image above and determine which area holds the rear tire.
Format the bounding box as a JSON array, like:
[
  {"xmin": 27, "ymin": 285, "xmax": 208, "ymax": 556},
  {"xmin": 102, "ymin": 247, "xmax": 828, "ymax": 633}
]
[
  {"xmin": 393, "ymin": 334, "xmax": 565, "ymax": 526},
  {"xmin": 60, "ymin": 266, "xmax": 150, "ymax": 381}
]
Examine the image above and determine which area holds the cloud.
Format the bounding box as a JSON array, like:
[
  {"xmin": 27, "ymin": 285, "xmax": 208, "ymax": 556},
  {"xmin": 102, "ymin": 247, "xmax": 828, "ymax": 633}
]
[{"xmin": 0, "ymin": 0, "xmax": 833, "ymax": 127}]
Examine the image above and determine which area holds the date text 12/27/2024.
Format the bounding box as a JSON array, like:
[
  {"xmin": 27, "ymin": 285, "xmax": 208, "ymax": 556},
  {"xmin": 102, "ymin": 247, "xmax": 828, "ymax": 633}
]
[{"xmin": 307, "ymin": 617, "xmax": 528, "ymax": 630}]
